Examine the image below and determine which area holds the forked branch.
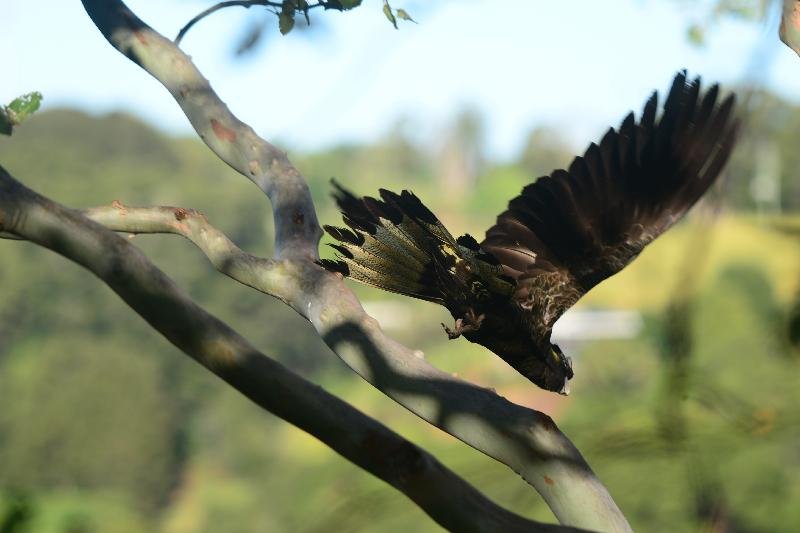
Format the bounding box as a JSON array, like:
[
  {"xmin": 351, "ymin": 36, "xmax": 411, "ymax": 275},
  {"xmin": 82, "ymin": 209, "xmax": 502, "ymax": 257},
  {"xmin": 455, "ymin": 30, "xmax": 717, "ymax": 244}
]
[
  {"xmin": 0, "ymin": 167, "xmax": 581, "ymax": 533},
  {"xmin": 74, "ymin": 1, "xmax": 631, "ymax": 530}
]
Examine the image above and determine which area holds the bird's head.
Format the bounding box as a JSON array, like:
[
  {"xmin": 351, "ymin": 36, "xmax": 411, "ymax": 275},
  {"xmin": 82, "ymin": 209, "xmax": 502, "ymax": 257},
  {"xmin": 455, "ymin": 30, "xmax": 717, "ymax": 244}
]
[
  {"xmin": 547, "ymin": 343, "xmax": 573, "ymax": 395},
  {"xmin": 510, "ymin": 342, "xmax": 574, "ymax": 395}
]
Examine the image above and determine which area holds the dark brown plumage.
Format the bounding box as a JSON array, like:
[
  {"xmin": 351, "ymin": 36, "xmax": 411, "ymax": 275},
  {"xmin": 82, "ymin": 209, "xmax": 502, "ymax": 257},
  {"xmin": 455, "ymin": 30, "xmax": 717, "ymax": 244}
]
[{"xmin": 319, "ymin": 71, "xmax": 739, "ymax": 394}]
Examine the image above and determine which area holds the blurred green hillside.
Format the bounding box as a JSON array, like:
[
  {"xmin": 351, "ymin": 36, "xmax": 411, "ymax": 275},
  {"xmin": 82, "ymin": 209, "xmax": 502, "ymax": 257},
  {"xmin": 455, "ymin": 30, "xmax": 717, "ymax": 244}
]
[{"xmin": 1, "ymin": 106, "xmax": 799, "ymax": 532}]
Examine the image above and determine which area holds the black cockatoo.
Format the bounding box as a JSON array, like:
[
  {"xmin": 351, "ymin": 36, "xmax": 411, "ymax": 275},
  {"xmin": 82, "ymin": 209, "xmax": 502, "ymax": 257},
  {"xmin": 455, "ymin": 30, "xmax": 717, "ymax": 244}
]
[{"xmin": 319, "ymin": 71, "xmax": 738, "ymax": 394}]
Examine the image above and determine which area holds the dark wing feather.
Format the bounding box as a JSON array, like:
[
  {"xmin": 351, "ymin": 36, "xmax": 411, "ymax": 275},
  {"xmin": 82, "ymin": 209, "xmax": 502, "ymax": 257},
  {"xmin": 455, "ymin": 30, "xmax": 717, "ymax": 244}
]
[
  {"xmin": 482, "ymin": 72, "xmax": 738, "ymax": 327},
  {"xmin": 320, "ymin": 182, "xmax": 445, "ymax": 303},
  {"xmin": 321, "ymin": 182, "xmax": 515, "ymax": 311}
]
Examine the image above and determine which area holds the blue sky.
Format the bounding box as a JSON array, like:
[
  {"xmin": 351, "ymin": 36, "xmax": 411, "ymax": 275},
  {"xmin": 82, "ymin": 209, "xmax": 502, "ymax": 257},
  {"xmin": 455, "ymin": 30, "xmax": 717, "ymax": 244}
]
[{"xmin": 4, "ymin": 0, "xmax": 800, "ymax": 160}]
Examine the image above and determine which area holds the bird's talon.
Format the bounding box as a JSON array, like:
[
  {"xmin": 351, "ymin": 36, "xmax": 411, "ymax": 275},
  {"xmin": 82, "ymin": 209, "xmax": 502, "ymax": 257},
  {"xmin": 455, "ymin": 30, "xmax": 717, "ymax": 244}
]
[
  {"xmin": 441, "ymin": 322, "xmax": 461, "ymax": 340},
  {"xmin": 442, "ymin": 314, "xmax": 484, "ymax": 340}
]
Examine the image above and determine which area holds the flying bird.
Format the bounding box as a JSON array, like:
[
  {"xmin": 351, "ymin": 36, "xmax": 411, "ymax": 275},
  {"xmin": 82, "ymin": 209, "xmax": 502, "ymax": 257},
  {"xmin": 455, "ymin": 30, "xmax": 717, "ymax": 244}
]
[{"xmin": 319, "ymin": 71, "xmax": 738, "ymax": 394}]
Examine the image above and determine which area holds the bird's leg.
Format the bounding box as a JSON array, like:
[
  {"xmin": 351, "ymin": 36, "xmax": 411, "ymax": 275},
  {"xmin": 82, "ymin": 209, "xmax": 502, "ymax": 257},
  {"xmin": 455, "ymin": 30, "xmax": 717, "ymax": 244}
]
[
  {"xmin": 441, "ymin": 309, "xmax": 485, "ymax": 340},
  {"xmin": 442, "ymin": 318, "xmax": 465, "ymax": 339},
  {"xmin": 464, "ymin": 309, "xmax": 486, "ymax": 329}
]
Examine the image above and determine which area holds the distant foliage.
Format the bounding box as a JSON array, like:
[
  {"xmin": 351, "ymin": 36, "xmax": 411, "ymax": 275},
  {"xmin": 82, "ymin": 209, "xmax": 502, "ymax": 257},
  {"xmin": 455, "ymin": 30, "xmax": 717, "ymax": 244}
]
[
  {"xmin": 3, "ymin": 106, "xmax": 800, "ymax": 531},
  {"xmin": 0, "ymin": 337, "xmax": 180, "ymax": 510},
  {"xmin": 677, "ymin": 0, "xmax": 775, "ymax": 46},
  {"xmin": 725, "ymin": 90, "xmax": 800, "ymax": 211}
]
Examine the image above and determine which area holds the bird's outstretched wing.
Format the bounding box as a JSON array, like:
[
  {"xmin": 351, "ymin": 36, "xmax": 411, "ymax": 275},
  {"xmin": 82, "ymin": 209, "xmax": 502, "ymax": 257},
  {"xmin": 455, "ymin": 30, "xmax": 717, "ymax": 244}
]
[{"xmin": 481, "ymin": 72, "xmax": 738, "ymax": 328}]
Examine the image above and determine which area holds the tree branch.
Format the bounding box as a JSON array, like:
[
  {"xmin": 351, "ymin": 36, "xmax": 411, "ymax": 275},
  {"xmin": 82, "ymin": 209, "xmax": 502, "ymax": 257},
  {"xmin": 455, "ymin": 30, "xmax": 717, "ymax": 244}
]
[
  {"xmin": 79, "ymin": 0, "xmax": 321, "ymax": 261},
  {"xmin": 76, "ymin": 2, "xmax": 631, "ymax": 530},
  {"xmin": 0, "ymin": 167, "xmax": 584, "ymax": 533},
  {"xmin": 781, "ymin": 0, "xmax": 800, "ymax": 55},
  {"xmin": 45, "ymin": 197, "xmax": 628, "ymax": 531}
]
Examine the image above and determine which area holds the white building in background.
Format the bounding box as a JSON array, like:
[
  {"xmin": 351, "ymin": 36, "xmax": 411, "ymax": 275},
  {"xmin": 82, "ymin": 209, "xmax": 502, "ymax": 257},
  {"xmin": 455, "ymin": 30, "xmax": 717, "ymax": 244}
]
[
  {"xmin": 363, "ymin": 300, "xmax": 643, "ymax": 343},
  {"xmin": 552, "ymin": 309, "xmax": 644, "ymax": 342},
  {"xmin": 751, "ymin": 141, "xmax": 781, "ymax": 216}
]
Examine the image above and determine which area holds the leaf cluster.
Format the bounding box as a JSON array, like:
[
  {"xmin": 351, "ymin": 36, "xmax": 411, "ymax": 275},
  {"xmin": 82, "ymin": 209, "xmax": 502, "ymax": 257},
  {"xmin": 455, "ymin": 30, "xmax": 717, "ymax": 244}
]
[{"xmin": 249, "ymin": 0, "xmax": 414, "ymax": 36}]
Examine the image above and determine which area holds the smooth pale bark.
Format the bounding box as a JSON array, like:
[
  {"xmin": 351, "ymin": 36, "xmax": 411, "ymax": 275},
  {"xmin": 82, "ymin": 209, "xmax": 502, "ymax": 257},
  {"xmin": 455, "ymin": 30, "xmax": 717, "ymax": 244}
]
[
  {"xmin": 781, "ymin": 0, "xmax": 800, "ymax": 55},
  {"xmin": 69, "ymin": 1, "xmax": 633, "ymax": 530},
  {"xmin": 0, "ymin": 167, "xmax": 583, "ymax": 533}
]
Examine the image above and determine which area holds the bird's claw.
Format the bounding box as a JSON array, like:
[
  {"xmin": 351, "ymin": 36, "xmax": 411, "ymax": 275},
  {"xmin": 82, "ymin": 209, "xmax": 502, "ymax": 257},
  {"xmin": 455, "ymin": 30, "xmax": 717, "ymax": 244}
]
[
  {"xmin": 442, "ymin": 311, "xmax": 485, "ymax": 340},
  {"xmin": 442, "ymin": 319, "xmax": 463, "ymax": 339}
]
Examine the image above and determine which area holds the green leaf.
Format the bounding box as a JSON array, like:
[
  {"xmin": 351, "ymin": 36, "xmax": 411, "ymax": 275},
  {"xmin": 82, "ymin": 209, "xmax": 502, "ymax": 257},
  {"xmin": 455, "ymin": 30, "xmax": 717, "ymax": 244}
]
[
  {"xmin": 8, "ymin": 92, "xmax": 42, "ymax": 117},
  {"xmin": 383, "ymin": 2, "xmax": 397, "ymax": 29},
  {"xmin": 339, "ymin": 0, "xmax": 362, "ymax": 9},
  {"xmin": 396, "ymin": 9, "xmax": 416, "ymax": 23},
  {"xmin": 279, "ymin": 11, "xmax": 295, "ymax": 35},
  {"xmin": 0, "ymin": 92, "xmax": 43, "ymax": 136},
  {"xmin": 687, "ymin": 24, "xmax": 705, "ymax": 46}
]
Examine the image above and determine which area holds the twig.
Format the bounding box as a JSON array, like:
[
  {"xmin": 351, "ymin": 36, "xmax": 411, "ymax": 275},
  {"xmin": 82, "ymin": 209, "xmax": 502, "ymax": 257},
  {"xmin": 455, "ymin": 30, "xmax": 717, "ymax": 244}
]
[
  {"xmin": 0, "ymin": 167, "xmax": 583, "ymax": 533},
  {"xmin": 175, "ymin": 1, "xmax": 329, "ymax": 44},
  {"xmin": 177, "ymin": 1, "xmax": 275, "ymax": 44}
]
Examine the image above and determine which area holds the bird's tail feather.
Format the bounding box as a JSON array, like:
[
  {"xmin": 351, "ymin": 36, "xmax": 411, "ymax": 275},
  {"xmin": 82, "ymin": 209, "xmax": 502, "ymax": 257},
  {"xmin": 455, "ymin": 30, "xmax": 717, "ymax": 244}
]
[{"xmin": 318, "ymin": 182, "xmax": 459, "ymax": 304}]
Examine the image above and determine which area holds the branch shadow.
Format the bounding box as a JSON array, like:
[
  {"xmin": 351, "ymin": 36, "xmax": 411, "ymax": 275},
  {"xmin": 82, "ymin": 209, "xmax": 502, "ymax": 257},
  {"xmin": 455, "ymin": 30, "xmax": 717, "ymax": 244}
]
[{"xmin": 322, "ymin": 321, "xmax": 593, "ymax": 474}]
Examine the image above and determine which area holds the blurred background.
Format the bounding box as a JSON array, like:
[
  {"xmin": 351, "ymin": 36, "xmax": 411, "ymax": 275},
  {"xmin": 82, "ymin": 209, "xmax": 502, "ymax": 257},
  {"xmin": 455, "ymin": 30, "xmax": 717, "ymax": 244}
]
[{"xmin": 2, "ymin": 0, "xmax": 800, "ymax": 531}]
